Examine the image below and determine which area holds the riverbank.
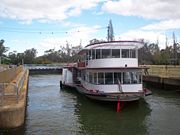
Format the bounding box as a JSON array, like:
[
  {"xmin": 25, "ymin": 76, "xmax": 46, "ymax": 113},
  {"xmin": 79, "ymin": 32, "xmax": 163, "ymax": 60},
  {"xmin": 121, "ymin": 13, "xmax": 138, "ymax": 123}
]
[
  {"xmin": 144, "ymin": 65, "xmax": 180, "ymax": 77},
  {"xmin": 142, "ymin": 65, "xmax": 180, "ymax": 90}
]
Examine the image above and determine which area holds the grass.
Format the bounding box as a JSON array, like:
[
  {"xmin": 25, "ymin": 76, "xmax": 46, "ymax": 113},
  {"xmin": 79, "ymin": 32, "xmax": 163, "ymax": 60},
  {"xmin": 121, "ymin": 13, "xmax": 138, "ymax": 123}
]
[{"xmin": 144, "ymin": 65, "xmax": 180, "ymax": 78}]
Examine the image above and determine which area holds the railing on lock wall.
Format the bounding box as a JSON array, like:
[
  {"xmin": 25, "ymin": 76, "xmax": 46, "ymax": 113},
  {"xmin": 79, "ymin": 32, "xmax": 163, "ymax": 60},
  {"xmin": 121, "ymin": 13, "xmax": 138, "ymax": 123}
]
[{"xmin": 0, "ymin": 66, "xmax": 27, "ymax": 106}]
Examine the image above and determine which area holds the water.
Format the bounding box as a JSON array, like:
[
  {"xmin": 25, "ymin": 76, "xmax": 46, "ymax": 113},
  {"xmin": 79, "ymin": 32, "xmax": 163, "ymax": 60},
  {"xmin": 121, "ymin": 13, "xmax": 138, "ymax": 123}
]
[{"xmin": 1, "ymin": 75, "xmax": 180, "ymax": 135}]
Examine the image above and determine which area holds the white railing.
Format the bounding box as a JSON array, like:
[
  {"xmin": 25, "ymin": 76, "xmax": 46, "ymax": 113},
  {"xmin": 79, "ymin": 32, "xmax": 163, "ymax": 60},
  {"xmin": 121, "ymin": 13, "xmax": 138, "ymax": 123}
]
[{"xmin": 24, "ymin": 64, "xmax": 65, "ymax": 70}]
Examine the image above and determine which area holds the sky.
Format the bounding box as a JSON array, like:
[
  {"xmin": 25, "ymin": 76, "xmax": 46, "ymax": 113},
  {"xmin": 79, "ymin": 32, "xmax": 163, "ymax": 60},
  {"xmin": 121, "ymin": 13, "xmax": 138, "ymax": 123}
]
[{"xmin": 1, "ymin": 0, "xmax": 180, "ymax": 56}]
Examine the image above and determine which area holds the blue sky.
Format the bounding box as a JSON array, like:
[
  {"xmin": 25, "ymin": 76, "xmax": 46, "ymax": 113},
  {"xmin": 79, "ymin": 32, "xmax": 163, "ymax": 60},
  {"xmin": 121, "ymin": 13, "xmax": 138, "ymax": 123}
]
[{"xmin": 1, "ymin": 0, "xmax": 180, "ymax": 56}]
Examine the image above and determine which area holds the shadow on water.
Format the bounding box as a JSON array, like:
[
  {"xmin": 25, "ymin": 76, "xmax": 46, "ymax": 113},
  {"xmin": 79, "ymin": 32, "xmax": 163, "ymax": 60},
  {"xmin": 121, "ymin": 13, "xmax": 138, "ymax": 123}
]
[
  {"xmin": 0, "ymin": 126, "xmax": 25, "ymax": 135},
  {"xmin": 144, "ymin": 82, "xmax": 180, "ymax": 99},
  {"xmin": 62, "ymin": 87, "xmax": 152, "ymax": 135}
]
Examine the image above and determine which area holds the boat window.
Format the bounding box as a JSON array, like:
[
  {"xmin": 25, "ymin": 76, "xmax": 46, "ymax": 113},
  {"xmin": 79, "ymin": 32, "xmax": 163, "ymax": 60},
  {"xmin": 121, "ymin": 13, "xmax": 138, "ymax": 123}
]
[
  {"xmin": 86, "ymin": 50, "xmax": 89, "ymax": 61},
  {"xmin": 85, "ymin": 71, "xmax": 142, "ymax": 85},
  {"xmin": 105, "ymin": 73, "xmax": 113, "ymax": 84},
  {"xmin": 93, "ymin": 73, "xmax": 97, "ymax": 84},
  {"xmin": 114, "ymin": 72, "xmax": 122, "ymax": 84},
  {"xmin": 83, "ymin": 72, "xmax": 85, "ymax": 81},
  {"xmin": 85, "ymin": 72, "xmax": 89, "ymax": 82},
  {"xmin": 96, "ymin": 49, "xmax": 101, "ymax": 59},
  {"xmin": 130, "ymin": 49, "xmax": 136, "ymax": 58},
  {"xmin": 123, "ymin": 72, "xmax": 131, "ymax": 84},
  {"xmin": 138, "ymin": 72, "xmax": 142, "ymax": 83},
  {"xmin": 80, "ymin": 70, "xmax": 85, "ymax": 80},
  {"xmin": 112, "ymin": 49, "xmax": 120, "ymax": 58},
  {"xmin": 77, "ymin": 70, "xmax": 81, "ymax": 78},
  {"xmin": 122, "ymin": 49, "xmax": 129, "ymax": 58},
  {"xmin": 130, "ymin": 72, "xmax": 138, "ymax": 84},
  {"xmin": 88, "ymin": 50, "xmax": 92, "ymax": 60},
  {"xmin": 92, "ymin": 49, "xmax": 95, "ymax": 59},
  {"xmin": 102, "ymin": 49, "xmax": 111, "ymax": 58},
  {"xmin": 89, "ymin": 72, "xmax": 93, "ymax": 83},
  {"xmin": 98, "ymin": 73, "xmax": 104, "ymax": 84}
]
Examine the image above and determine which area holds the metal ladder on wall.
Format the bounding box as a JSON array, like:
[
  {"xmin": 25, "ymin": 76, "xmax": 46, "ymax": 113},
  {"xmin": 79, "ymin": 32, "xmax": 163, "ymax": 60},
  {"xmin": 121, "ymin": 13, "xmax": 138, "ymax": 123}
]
[{"xmin": 0, "ymin": 84, "xmax": 4, "ymax": 106}]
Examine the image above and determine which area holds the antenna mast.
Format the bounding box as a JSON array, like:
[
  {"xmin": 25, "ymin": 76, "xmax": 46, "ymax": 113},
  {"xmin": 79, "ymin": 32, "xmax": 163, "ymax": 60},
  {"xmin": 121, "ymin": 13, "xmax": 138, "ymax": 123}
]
[
  {"xmin": 107, "ymin": 20, "xmax": 115, "ymax": 42},
  {"xmin": 165, "ymin": 36, "xmax": 168, "ymax": 48},
  {"xmin": 173, "ymin": 32, "xmax": 177, "ymax": 63}
]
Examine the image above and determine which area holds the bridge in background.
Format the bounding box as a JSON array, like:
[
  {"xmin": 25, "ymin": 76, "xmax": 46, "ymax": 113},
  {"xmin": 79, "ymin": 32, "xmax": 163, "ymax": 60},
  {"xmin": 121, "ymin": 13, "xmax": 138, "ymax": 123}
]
[{"xmin": 24, "ymin": 64, "xmax": 65, "ymax": 75}]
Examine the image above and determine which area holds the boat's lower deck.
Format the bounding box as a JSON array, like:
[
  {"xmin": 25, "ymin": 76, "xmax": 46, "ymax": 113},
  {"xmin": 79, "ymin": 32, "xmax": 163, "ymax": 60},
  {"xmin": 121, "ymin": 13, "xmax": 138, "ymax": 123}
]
[
  {"xmin": 61, "ymin": 82, "xmax": 146, "ymax": 102},
  {"xmin": 75, "ymin": 85, "xmax": 144, "ymax": 101}
]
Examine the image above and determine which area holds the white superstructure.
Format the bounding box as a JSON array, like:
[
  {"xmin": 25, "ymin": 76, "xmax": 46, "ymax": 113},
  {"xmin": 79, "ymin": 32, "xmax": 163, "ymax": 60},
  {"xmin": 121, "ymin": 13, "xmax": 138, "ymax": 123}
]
[{"xmin": 62, "ymin": 41, "xmax": 146, "ymax": 101}]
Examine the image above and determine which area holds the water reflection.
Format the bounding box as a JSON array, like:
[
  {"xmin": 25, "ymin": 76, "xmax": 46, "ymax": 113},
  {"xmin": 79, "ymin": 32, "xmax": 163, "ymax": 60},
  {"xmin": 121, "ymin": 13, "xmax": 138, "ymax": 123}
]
[
  {"xmin": 25, "ymin": 75, "xmax": 81, "ymax": 135},
  {"xmin": 63, "ymin": 88, "xmax": 151, "ymax": 135},
  {"xmin": 144, "ymin": 86, "xmax": 180, "ymax": 135}
]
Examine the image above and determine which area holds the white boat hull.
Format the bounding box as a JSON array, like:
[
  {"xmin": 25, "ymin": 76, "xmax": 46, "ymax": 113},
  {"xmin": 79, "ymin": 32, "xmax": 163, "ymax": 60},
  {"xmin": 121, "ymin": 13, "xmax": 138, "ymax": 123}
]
[{"xmin": 75, "ymin": 85, "xmax": 144, "ymax": 102}]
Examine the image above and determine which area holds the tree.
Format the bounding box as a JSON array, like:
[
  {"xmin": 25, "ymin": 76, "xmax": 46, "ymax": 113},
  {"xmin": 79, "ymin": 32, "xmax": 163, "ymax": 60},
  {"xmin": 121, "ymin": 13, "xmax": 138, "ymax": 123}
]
[
  {"xmin": 0, "ymin": 39, "xmax": 9, "ymax": 56},
  {"xmin": 9, "ymin": 51, "xmax": 18, "ymax": 64},
  {"xmin": 0, "ymin": 39, "xmax": 9, "ymax": 64},
  {"xmin": 138, "ymin": 42, "xmax": 154, "ymax": 64},
  {"xmin": 89, "ymin": 39, "xmax": 101, "ymax": 44},
  {"xmin": 148, "ymin": 43, "xmax": 160, "ymax": 55},
  {"xmin": 24, "ymin": 48, "xmax": 37, "ymax": 64},
  {"xmin": 42, "ymin": 49, "xmax": 61, "ymax": 63}
]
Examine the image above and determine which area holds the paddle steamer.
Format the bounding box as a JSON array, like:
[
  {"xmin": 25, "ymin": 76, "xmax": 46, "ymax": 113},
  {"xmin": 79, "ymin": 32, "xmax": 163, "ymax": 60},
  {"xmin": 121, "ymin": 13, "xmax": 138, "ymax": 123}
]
[{"xmin": 61, "ymin": 40, "xmax": 149, "ymax": 102}]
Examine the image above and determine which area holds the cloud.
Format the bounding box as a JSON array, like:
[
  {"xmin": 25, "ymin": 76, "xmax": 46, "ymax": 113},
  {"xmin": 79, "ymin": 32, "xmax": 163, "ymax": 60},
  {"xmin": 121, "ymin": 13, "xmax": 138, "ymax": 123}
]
[
  {"xmin": 37, "ymin": 25, "xmax": 102, "ymax": 55},
  {"xmin": 0, "ymin": 0, "xmax": 106, "ymax": 22},
  {"xmin": 141, "ymin": 19, "xmax": 180, "ymax": 31},
  {"xmin": 92, "ymin": 11, "xmax": 104, "ymax": 16},
  {"xmin": 7, "ymin": 39, "xmax": 37, "ymax": 54},
  {"xmin": 118, "ymin": 30, "xmax": 167, "ymax": 48},
  {"xmin": 101, "ymin": 0, "xmax": 180, "ymax": 39},
  {"xmin": 102, "ymin": 0, "xmax": 180, "ymax": 20}
]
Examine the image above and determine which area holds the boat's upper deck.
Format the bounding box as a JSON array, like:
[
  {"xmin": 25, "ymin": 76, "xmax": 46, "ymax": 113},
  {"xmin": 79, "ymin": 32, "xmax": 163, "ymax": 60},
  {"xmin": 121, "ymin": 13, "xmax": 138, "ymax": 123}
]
[
  {"xmin": 78, "ymin": 41, "xmax": 144, "ymax": 69},
  {"xmin": 78, "ymin": 40, "xmax": 143, "ymax": 55}
]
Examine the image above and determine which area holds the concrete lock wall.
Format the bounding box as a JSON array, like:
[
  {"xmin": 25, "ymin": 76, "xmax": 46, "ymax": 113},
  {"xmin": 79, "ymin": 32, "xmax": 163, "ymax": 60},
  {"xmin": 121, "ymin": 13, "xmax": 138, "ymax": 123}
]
[
  {"xmin": 0, "ymin": 102, "xmax": 26, "ymax": 128},
  {"xmin": 0, "ymin": 68, "xmax": 29, "ymax": 129},
  {"xmin": 143, "ymin": 75, "xmax": 180, "ymax": 90},
  {"xmin": 0, "ymin": 66, "xmax": 23, "ymax": 83}
]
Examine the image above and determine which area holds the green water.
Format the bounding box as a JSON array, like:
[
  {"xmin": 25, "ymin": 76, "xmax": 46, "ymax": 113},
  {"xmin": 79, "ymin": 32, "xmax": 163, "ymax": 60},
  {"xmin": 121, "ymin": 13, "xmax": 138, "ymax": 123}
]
[{"xmin": 1, "ymin": 75, "xmax": 180, "ymax": 135}]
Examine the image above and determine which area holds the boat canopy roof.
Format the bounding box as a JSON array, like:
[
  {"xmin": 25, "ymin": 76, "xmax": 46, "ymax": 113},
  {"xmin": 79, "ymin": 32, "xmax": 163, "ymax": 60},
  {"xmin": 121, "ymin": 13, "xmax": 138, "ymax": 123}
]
[{"xmin": 78, "ymin": 40, "xmax": 144, "ymax": 55}]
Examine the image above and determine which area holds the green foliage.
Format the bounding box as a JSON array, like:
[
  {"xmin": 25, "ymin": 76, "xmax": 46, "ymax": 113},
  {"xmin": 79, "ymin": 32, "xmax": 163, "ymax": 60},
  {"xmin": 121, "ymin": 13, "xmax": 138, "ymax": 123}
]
[
  {"xmin": 0, "ymin": 39, "xmax": 9, "ymax": 56},
  {"xmin": 35, "ymin": 43, "xmax": 83, "ymax": 64},
  {"xmin": 139, "ymin": 42, "xmax": 180, "ymax": 65},
  {"xmin": 8, "ymin": 48, "xmax": 37, "ymax": 64},
  {"xmin": 138, "ymin": 42, "xmax": 154, "ymax": 64},
  {"xmin": 1, "ymin": 38, "xmax": 180, "ymax": 65},
  {"xmin": 24, "ymin": 48, "xmax": 37, "ymax": 64}
]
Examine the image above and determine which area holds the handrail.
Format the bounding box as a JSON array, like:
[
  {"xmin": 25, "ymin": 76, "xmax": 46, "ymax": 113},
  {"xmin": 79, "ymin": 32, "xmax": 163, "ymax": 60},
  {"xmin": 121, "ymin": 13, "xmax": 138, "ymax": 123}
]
[
  {"xmin": 17, "ymin": 70, "xmax": 27, "ymax": 95},
  {"xmin": 0, "ymin": 84, "xmax": 4, "ymax": 106},
  {"xmin": 0, "ymin": 83, "xmax": 18, "ymax": 106},
  {"xmin": 0, "ymin": 69, "xmax": 27, "ymax": 106}
]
